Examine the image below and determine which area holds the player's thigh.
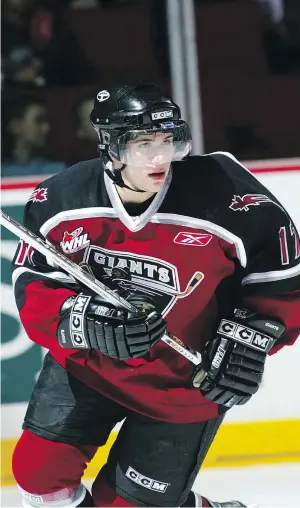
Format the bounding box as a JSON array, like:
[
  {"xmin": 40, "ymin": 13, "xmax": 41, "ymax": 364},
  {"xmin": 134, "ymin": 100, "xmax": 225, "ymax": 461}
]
[
  {"xmin": 103, "ymin": 412, "xmax": 224, "ymax": 507},
  {"xmin": 24, "ymin": 352, "xmax": 129, "ymax": 445}
]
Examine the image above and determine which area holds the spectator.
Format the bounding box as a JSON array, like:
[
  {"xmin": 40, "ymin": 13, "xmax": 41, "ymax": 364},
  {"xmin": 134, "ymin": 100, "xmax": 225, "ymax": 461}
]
[
  {"xmin": 69, "ymin": 96, "xmax": 98, "ymax": 164},
  {"xmin": 73, "ymin": 96, "xmax": 97, "ymax": 143},
  {"xmin": 257, "ymin": 0, "xmax": 285, "ymax": 24},
  {"xmin": 2, "ymin": 45, "xmax": 45, "ymax": 88},
  {"xmin": 257, "ymin": 0, "xmax": 300, "ymax": 72},
  {"xmin": 1, "ymin": 0, "xmax": 44, "ymax": 87},
  {"xmin": 1, "ymin": 0, "xmax": 98, "ymax": 88},
  {"xmin": 1, "ymin": 94, "xmax": 66, "ymax": 176}
]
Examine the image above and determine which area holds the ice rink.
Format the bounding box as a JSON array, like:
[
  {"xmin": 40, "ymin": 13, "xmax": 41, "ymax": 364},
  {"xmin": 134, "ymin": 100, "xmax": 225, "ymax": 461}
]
[{"xmin": 1, "ymin": 463, "xmax": 300, "ymax": 507}]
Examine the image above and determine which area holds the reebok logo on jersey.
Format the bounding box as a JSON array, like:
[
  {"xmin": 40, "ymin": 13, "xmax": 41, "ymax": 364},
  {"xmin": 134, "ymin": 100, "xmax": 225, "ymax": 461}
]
[
  {"xmin": 125, "ymin": 466, "xmax": 169, "ymax": 493},
  {"xmin": 28, "ymin": 188, "xmax": 48, "ymax": 203},
  {"xmin": 229, "ymin": 194, "xmax": 273, "ymax": 211},
  {"xmin": 174, "ymin": 232, "xmax": 213, "ymax": 247},
  {"xmin": 60, "ymin": 227, "xmax": 90, "ymax": 254}
]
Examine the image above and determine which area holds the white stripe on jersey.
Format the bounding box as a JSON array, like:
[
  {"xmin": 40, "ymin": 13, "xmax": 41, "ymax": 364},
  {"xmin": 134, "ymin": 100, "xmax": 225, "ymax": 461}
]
[
  {"xmin": 39, "ymin": 209, "xmax": 247, "ymax": 267},
  {"xmin": 152, "ymin": 213, "xmax": 247, "ymax": 268},
  {"xmin": 242, "ymin": 262, "xmax": 300, "ymax": 286},
  {"xmin": 40, "ymin": 207, "xmax": 117, "ymax": 236}
]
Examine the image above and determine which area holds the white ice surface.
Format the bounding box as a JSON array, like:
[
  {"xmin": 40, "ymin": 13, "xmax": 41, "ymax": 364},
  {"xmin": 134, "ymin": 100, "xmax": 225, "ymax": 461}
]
[{"xmin": 1, "ymin": 463, "xmax": 300, "ymax": 507}]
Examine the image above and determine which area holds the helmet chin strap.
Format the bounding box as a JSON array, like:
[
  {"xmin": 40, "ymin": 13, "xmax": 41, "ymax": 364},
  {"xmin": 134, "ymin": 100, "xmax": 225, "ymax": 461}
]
[{"xmin": 103, "ymin": 157, "xmax": 147, "ymax": 193}]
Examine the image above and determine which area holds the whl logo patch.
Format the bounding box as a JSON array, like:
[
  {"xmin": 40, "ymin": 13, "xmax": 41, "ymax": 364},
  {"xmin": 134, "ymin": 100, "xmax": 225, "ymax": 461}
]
[
  {"xmin": 174, "ymin": 232, "xmax": 213, "ymax": 247},
  {"xmin": 125, "ymin": 466, "xmax": 169, "ymax": 494},
  {"xmin": 60, "ymin": 227, "xmax": 90, "ymax": 254}
]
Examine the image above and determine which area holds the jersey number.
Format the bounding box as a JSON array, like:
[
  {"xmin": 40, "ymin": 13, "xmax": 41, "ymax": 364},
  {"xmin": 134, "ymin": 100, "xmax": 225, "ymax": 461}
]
[
  {"xmin": 15, "ymin": 240, "xmax": 35, "ymax": 266},
  {"xmin": 279, "ymin": 223, "xmax": 300, "ymax": 265}
]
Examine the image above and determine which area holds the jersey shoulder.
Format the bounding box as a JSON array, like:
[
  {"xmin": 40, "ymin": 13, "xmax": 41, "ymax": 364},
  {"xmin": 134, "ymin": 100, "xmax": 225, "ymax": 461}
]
[
  {"xmin": 203, "ymin": 151, "xmax": 287, "ymax": 214},
  {"xmin": 170, "ymin": 151, "xmax": 293, "ymax": 249},
  {"xmin": 23, "ymin": 158, "xmax": 108, "ymax": 234},
  {"xmin": 172, "ymin": 151, "xmax": 286, "ymax": 212},
  {"xmin": 40, "ymin": 158, "xmax": 102, "ymax": 197},
  {"xmin": 175, "ymin": 151, "xmax": 271, "ymax": 196},
  {"xmin": 169, "ymin": 151, "xmax": 258, "ymax": 218}
]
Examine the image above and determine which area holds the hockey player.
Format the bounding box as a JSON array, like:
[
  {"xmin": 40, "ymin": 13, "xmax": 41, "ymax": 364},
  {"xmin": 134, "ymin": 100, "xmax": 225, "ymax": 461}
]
[{"xmin": 12, "ymin": 80, "xmax": 300, "ymax": 508}]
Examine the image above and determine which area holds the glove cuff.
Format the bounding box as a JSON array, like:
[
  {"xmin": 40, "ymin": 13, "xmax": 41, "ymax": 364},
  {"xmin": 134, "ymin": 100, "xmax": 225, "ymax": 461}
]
[
  {"xmin": 69, "ymin": 294, "xmax": 92, "ymax": 348},
  {"xmin": 217, "ymin": 318, "xmax": 276, "ymax": 353},
  {"xmin": 58, "ymin": 293, "xmax": 92, "ymax": 349}
]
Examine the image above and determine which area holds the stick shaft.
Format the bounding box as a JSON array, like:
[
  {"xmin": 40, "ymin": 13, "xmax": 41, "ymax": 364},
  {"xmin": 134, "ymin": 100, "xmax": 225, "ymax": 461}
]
[{"xmin": 1, "ymin": 210, "xmax": 202, "ymax": 365}]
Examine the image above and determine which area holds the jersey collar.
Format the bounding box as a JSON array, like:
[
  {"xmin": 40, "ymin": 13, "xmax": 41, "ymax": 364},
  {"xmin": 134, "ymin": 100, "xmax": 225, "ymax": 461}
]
[{"xmin": 104, "ymin": 166, "xmax": 172, "ymax": 232}]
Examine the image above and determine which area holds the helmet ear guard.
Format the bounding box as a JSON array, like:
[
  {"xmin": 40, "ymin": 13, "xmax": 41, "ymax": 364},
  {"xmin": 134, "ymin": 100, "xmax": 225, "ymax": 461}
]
[
  {"xmin": 95, "ymin": 130, "xmax": 136, "ymax": 191},
  {"xmin": 96, "ymin": 128, "xmax": 118, "ymax": 158}
]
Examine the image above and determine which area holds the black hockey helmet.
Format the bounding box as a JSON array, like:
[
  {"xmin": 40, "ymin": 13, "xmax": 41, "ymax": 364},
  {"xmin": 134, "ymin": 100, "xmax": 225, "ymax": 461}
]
[{"xmin": 90, "ymin": 79, "xmax": 192, "ymax": 185}]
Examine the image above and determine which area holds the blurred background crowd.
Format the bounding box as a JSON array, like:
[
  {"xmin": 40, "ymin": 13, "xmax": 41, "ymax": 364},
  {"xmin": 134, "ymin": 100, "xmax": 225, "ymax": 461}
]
[{"xmin": 1, "ymin": 0, "xmax": 300, "ymax": 177}]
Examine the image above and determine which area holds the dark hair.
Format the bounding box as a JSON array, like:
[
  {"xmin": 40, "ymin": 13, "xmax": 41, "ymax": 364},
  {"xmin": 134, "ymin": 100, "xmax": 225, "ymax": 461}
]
[{"xmin": 1, "ymin": 94, "xmax": 47, "ymax": 161}]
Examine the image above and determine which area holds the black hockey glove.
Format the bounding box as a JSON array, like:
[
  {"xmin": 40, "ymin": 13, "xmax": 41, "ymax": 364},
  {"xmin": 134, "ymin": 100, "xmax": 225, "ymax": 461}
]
[
  {"xmin": 57, "ymin": 291, "xmax": 167, "ymax": 360},
  {"xmin": 193, "ymin": 308, "xmax": 285, "ymax": 407}
]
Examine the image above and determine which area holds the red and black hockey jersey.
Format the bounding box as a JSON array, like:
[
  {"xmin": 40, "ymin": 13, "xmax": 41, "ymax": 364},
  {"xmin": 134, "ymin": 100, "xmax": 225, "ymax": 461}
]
[{"xmin": 12, "ymin": 152, "xmax": 300, "ymax": 423}]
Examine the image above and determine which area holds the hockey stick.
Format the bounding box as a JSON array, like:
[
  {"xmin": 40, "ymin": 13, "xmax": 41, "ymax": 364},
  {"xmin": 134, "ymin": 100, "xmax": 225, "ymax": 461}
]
[
  {"xmin": 0, "ymin": 210, "xmax": 202, "ymax": 366},
  {"xmin": 140, "ymin": 272, "xmax": 204, "ymax": 298},
  {"xmin": 175, "ymin": 272, "xmax": 203, "ymax": 297},
  {"xmin": 116, "ymin": 272, "xmax": 204, "ymax": 300}
]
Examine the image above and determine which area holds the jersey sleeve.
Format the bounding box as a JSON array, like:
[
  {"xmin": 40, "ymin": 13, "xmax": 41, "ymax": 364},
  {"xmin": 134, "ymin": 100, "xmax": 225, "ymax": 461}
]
[
  {"xmin": 211, "ymin": 152, "xmax": 300, "ymax": 355},
  {"xmin": 12, "ymin": 187, "xmax": 78, "ymax": 351},
  {"xmin": 241, "ymin": 208, "xmax": 300, "ymax": 355}
]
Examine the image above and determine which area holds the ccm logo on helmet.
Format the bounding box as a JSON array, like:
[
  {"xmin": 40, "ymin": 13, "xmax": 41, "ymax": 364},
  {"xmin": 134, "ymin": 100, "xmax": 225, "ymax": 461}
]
[
  {"xmin": 97, "ymin": 90, "xmax": 110, "ymax": 102},
  {"xmin": 151, "ymin": 110, "xmax": 173, "ymax": 120},
  {"xmin": 125, "ymin": 466, "xmax": 169, "ymax": 493}
]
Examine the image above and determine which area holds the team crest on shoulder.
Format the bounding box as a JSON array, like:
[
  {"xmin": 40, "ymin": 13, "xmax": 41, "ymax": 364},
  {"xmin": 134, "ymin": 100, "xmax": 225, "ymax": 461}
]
[
  {"xmin": 28, "ymin": 188, "xmax": 48, "ymax": 203},
  {"xmin": 229, "ymin": 194, "xmax": 272, "ymax": 212}
]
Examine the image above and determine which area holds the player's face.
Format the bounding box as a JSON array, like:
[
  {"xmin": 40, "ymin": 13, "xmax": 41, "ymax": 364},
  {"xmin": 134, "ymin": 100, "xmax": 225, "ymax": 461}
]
[
  {"xmin": 122, "ymin": 132, "xmax": 173, "ymax": 192},
  {"xmin": 12, "ymin": 104, "xmax": 50, "ymax": 147}
]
